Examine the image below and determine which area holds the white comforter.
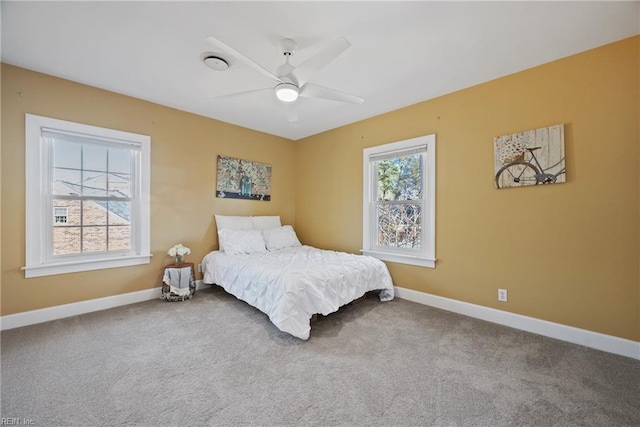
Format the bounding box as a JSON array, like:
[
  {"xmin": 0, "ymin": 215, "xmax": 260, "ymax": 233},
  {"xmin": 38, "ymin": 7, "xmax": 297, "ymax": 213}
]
[{"xmin": 202, "ymin": 245, "xmax": 394, "ymax": 340}]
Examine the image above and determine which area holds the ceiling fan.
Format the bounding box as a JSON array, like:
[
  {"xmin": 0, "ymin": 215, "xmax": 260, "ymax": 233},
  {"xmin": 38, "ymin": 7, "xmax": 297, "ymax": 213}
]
[{"xmin": 204, "ymin": 35, "xmax": 364, "ymax": 120}]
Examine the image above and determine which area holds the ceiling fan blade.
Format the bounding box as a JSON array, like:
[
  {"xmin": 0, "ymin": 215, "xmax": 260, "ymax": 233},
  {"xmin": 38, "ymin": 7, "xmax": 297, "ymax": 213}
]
[
  {"xmin": 299, "ymin": 83, "xmax": 364, "ymax": 104},
  {"xmin": 206, "ymin": 36, "xmax": 283, "ymax": 84},
  {"xmin": 213, "ymin": 87, "xmax": 272, "ymax": 100},
  {"xmin": 290, "ymin": 37, "xmax": 351, "ymax": 86}
]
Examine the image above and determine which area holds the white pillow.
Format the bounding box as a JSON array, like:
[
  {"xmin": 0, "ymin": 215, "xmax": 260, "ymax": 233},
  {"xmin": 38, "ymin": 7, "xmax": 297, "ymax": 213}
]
[
  {"xmin": 218, "ymin": 229, "xmax": 267, "ymax": 255},
  {"xmin": 252, "ymin": 216, "xmax": 282, "ymax": 230},
  {"xmin": 262, "ymin": 225, "xmax": 302, "ymax": 251},
  {"xmin": 215, "ymin": 215, "xmax": 253, "ymax": 232}
]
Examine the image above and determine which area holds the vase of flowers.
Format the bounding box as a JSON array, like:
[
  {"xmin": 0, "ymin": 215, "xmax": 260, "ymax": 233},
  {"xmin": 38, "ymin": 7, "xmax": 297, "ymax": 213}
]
[{"xmin": 168, "ymin": 243, "xmax": 191, "ymax": 265}]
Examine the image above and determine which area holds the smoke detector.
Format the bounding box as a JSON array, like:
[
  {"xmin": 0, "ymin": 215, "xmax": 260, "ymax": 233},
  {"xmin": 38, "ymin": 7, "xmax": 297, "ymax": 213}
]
[{"xmin": 202, "ymin": 54, "xmax": 229, "ymax": 71}]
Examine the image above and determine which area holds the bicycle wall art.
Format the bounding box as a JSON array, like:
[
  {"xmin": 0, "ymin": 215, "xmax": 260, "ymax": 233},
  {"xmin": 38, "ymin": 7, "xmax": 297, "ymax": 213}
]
[{"xmin": 494, "ymin": 124, "xmax": 566, "ymax": 189}]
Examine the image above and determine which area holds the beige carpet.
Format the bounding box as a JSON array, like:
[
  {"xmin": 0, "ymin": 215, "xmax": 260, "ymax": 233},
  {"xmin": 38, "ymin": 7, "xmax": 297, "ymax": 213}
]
[{"xmin": 2, "ymin": 286, "xmax": 639, "ymax": 426}]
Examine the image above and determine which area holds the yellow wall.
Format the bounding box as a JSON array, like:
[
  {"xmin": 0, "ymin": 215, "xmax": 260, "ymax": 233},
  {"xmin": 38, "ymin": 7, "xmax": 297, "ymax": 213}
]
[
  {"xmin": 2, "ymin": 37, "xmax": 639, "ymax": 343},
  {"xmin": 295, "ymin": 36, "xmax": 640, "ymax": 342},
  {"xmin": 1, "ymin": 64, "xmax": 295, "ymax": 316}
]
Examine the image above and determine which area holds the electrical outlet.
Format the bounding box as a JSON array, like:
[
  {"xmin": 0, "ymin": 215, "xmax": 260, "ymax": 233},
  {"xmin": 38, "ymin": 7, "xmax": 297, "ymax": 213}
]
[{"xmin": 498, "ymin": 288, "xmax": 508, "ymax": 302}]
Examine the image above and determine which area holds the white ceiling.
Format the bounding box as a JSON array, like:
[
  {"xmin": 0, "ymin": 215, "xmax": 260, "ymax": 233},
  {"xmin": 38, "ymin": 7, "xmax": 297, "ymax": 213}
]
[{"xmin": 2, "ymin": 1, "xmax": 639, "ymax": 141}]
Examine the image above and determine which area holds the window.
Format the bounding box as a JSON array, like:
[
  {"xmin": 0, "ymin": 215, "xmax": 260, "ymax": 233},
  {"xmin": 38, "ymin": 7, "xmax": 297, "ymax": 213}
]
[
  {"xmin": 25, "ymin": 114, "xmax": 151, "ymax": 278},
  {"xmin": 362, "ymin": 134, "xmax": 436, "ymax": 268}
]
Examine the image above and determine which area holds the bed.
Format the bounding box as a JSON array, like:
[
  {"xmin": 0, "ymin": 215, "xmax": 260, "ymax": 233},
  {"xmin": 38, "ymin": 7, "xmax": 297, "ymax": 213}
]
[{"xmin": 202, "ymin": 215, "xmax": 394, "ymax": 340}]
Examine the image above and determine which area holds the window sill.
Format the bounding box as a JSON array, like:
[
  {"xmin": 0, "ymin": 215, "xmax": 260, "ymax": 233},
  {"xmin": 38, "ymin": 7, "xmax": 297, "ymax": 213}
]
[
  {"xmin": 23, "ymin": 254, "xmax": 152, "ymax": 278},
  {"xmin": 362, "ymin": 250, "xmax": 435, "ymax": 268}
]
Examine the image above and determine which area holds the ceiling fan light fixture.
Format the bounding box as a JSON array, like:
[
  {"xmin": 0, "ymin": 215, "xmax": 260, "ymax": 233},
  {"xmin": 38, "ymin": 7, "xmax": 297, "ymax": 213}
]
[{"xmin": 275, "ymin": 83, "xmax": 299, "ymax": 102}]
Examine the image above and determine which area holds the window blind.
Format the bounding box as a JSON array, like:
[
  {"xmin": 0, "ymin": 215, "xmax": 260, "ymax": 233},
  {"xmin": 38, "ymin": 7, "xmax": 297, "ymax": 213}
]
[{"xmin": 368, "ymin": 145, "xmax": 427, "ymax": 162}]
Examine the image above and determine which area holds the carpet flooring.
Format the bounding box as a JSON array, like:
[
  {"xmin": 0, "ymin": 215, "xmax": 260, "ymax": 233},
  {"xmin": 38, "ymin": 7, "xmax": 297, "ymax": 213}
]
[{"xmin": 1, "ymin": 286, "xmax": 639, "ymax": 426}]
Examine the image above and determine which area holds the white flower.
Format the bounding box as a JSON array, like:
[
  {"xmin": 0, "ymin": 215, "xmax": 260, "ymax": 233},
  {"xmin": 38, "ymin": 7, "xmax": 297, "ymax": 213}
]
[{"xmin": 168, "ymin": 243, "xmax": 191, "ymax": 258}]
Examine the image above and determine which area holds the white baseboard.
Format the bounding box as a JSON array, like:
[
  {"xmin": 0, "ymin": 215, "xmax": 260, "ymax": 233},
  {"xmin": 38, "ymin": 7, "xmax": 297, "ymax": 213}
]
[
  {"xmin": 4, "ymin": 283, "xmax": 637, "ymax": 360},
  {"xmin": 394, "ymin": 286, "xmax": 640, "ymax": 360},
  {"xmin": 0, "ymin": 280, "xmax": 207, "ymax": 331}
]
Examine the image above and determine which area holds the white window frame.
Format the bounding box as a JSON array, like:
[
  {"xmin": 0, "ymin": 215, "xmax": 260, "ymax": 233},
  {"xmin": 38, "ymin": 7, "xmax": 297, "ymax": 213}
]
[
  {"xmin": 362, "ymin": 134, "xmax": 436, "ymax": 268},
  {"xmin": 24, "ymin": 114, "xmax": 151, "ymax": 278}
]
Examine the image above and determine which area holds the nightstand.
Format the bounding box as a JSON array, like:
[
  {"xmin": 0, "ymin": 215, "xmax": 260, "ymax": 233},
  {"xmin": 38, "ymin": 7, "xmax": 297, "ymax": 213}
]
[{"xmin": 162, "ymin": 262, "xmax": 196, "ymax": 301}]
